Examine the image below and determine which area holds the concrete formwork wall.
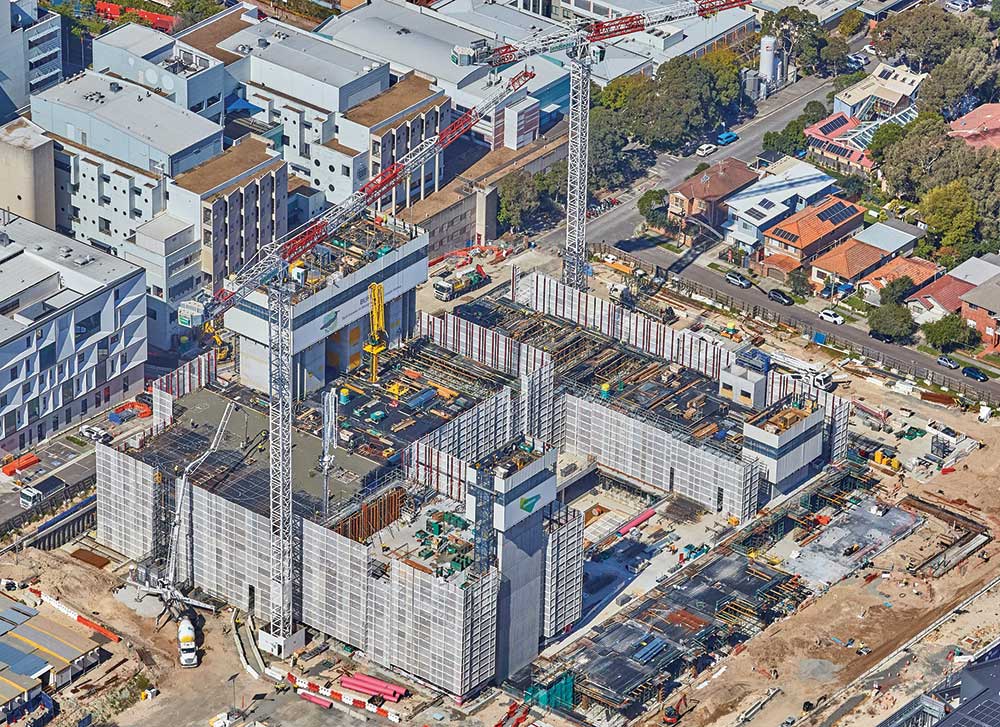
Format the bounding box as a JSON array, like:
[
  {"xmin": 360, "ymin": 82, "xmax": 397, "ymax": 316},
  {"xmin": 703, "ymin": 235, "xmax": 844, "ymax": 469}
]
[
  {"xmin": 461, "ymin": 568, "xmax": 500, "ymax": 696},
  {"xmin": 417, "ymin": 311, "xmax": 550, "ymax": 376},
  {"xmin": 519, "ymin": 363, "xmax": 557, "ymax": 445},
  {"xmin": 301, "ymin": 519, "xmax": 371, "ymax": 648},
  {"xmin": 95, "ymin": 444, "xmax": 158, "ymax": 560},
  {"xmin": 562, "ymin": 394, "xmax": 759, "ymax": 521},
  {"xmin": 541, "ymin": 503, "xmax": 584, "ymax": 638},
  {"xmin": 405, "ymin": 388, "xmax": 516, "ymax": 499}
]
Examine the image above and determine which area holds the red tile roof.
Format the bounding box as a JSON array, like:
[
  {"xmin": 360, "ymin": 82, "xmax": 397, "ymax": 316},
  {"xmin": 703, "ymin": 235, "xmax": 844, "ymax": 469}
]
[
  {"xmin": 761, "ymin": 253, "xmax": 801, "ymax": 273},
  {"xmin": 810, "ymin": 238, "xmax": 885, "ymax": 280},
  {"xmin": 764, "ymin": 196, "xmax": 863, "ymax": 251},
  {"xmin": 949, "ymin": 103, "xmax": 1000, "ymax": 150},
  {"xmin": 804, "ymin": 112, "xmax": 874, "ymax": 170},
  {"xmin": 671, "ymin": 158, "xmax": 759, "ymax": 203},
  {"xmin": 906, "ymin": 274, "xmax": 975, "ymax": 313},
  {"xmin": 862, "ymin": 256, "xmax": 942, "ymax": 291}
]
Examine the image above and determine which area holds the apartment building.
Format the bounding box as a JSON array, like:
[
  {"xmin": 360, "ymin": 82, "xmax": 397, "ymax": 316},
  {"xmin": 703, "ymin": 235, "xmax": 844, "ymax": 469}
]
[
  {"xmin": 92, "ymin": 23, "xmax": 228, "ymax": 123},
  {"xmin": 0, "ymin": 212, "xmax": 147, "ymax": 454},
  {"xmin": 29, "ymin": 70, "xmax": 224, "ymax": 256},
  {"xmin": 0, "ymin": 0, "xmax": 62, "ymax": 122}
]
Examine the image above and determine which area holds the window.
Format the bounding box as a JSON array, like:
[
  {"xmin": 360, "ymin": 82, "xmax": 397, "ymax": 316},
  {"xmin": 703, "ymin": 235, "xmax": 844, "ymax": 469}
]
[
  {"xmin": 9, "ymin": 366, "xmax": 16, "ymax": 383},
  {"xmin": 98, "ymin": 217, "xmax": 111, "ymax": 234},
  {"xmin": 190, "ymin": 101, "xmax": 204, "ymax": 112},
  {"xmin": 314, "ymin": 159, "xmax": 321, "ymax": 167},
  {"xmin": 149, "ymin": 307, "xmax": 157, "ymax": 320},
  {"xmin": 342, "ymin": 165, "xmax": 350, "ymax": 177}
]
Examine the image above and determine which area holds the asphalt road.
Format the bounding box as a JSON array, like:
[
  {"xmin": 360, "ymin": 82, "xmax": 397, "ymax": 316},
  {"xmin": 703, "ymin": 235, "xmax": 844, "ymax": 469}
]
[{"xmin": 530, "ymin": 72, "xmax": 1000, "ymax": 403}]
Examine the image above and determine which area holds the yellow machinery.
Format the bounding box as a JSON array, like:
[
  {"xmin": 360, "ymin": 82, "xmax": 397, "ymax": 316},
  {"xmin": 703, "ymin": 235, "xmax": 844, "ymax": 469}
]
[
  {"xmin": 203, "ymin": 320, "xmax": 231, "ymax": 361},
  {"xmin": 363, "ymin": 282, "xmax": 387, "ymax": 383}
]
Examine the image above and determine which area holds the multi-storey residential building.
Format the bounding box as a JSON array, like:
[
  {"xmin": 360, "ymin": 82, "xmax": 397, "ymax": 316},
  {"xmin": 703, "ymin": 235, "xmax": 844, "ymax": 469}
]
[
  {"xmin": 0, "ymin": 0, "xmax": 62, "ymax": 122},
  {"xmin": 30, "ymin": 70, "xmax": 224, "ymax": 256},
  {"xmin": 0, "ymin": 211, "xmax": 147, "ymax": 454},
  {"xmin": 92, "ymin": 23, "xmax": 228, "ymax": 123}
]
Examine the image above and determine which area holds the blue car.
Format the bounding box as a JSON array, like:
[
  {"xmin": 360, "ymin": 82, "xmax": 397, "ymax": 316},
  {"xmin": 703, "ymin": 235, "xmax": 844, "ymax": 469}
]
[
  {"xmin": 717, "ymin": 131, "xmax": 739, "ymax": 146},
  {"xmin": 962, "ymin": 366, "xmax": 989, "ymax": 383}
]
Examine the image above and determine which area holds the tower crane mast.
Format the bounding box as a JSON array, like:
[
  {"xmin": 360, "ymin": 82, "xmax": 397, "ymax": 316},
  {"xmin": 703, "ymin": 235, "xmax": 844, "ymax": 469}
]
[
  {"xmin": 178, "ymin": 68, "xmax": 535, "ymax": 655},
  {"xmin": 465, "ymin": 0, "xmax": 750, "ymax": 291}
]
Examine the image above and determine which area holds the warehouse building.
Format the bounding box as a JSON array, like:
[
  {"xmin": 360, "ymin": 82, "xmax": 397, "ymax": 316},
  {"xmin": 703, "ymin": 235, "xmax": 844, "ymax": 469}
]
[{"xmin": 0, "ymin": 212, "xmax": 147, "ymax": 454}]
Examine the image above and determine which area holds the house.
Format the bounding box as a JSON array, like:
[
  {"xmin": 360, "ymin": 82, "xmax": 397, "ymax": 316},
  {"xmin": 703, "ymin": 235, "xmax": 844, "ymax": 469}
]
[
  {"xmin": 948, "ymin": 103, "xmax": 1000, "ymax": 151},
  {"xmin": 859, "ymin": 256, "xmax": 942, "ymax": 305},
  {"xmin": 810, "ymin": 237, "xmax": 886, "ymax": 287},
  {"xmin": 667, "ymin": 158, "xmax": 759, "ymax": 243},
  {"xmin": 755, "ymin": 196, "xmax": 864, "ymax": 281},
  {"xmin": 906, "ymin": 274, "xmax": 975, "ymax": 324},
  {"xmin": 960, "ymin": 274, "xmax": 1000, "ymax": 350},
  {"xmin": 852, "ymin": 219, "xmax": 925, "ymax": 258},
  {"xmin": 805, "ymin": 108, "xmax": 919, "ymax": 175},
  {"xmin": 949, "ymin": 253, "xmax": 1000, "ymax": 285},
  {"xmin": 833, "ymin": 64, "xmax": 927, "ymax": 121},
  {"xmin": 722, "ymin": 160, "xmax": 837, "ymax": 256}
]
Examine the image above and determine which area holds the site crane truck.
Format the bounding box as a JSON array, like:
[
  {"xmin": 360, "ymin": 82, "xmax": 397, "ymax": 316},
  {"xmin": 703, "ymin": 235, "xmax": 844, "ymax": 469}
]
[
  {"xmin": 177, "ymin": 616, "xmax": 198, "ymax": 668},
  {"xmin": 433, "ymin": 264, "xmax": 490, "ymax": 301}
]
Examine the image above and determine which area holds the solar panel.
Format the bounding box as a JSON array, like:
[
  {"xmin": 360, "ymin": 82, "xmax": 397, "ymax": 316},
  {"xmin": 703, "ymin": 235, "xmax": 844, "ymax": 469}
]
[
  {"xmin": 878, "ymin": 68, "xmax": 893, "ymax": 80},
  {"xmin": 826, "ymin": 143, "xmax": 851, "ymax": 157},
  {"xmin": 759, "ymin": 198, "xmax": 775, "ymax": 210},
  {"xmin": 771, "ymin": 229, "xmax": 800, "ymax": 243},
  {"xmin": 746, "ymin": 208, "xmax": 766, "ymax": 221},
  {"xmin": 819, "ymin": 115, "xmax": 849, "ymax": 136},
  {"xmin": 817, "ymin": 201, "xmax": 847, "ymax": 222},
  {"xmin": 968, "ymin": 699, "xmax": 1000, "ymax": 724}
]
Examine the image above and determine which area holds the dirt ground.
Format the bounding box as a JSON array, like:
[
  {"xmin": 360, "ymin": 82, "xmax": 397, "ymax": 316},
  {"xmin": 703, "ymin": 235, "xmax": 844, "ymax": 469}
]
[
  {"xmin": 0, "ymin": 547, "xmax": 245, "ymax": 726},
  {"xmin": 650, "ymin": 360, "xmax": 1000, "ymax": 727}
]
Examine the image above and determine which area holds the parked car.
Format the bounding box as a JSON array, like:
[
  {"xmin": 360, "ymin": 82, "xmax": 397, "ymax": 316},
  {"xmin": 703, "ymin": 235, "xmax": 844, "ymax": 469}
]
[
  {"xmin": 962, "ymin": 365, "xmax": 989, "ymax": 382},
  {"xmin": 725, "ymin": 271, "xmax": 752, "ymax": 289},
  {"xmin": 945, "ymin": 0, "xmax": 972, "ymax": 11},
  {"xmin": 819, "ymin": 285, "xmax": 834, "ymax": 299},
  {"xmin": 819, "ymin": 309, "xmax": 845, "ymax": 325},
  {"xmin": 716, "ymin": 131, "xmax": 738, "ymax": 146},
  {"xmin": 849, "ymin": 52, "xmax": 870, "ymax": 66},
  {"xmin": 79, "ymin": 424, "xmax": 113, "ymax": 444},
  {"xmin": 863, "ymin": 43, "xmax": 877, "ymax": 55},
  {"xmin": 767, "ymin": 289, "xmax": 794, "ymax": 306},
  {"xmin": 696, "ymin": 143, "xmax": 718, "ymax": 157},
  {"xmin": 937, "ymin": 355, "xmax": 960, "ymax": 370},
  {"xmin": 868, "ymin": 329, "xmax": 894, "ymax": 343}
]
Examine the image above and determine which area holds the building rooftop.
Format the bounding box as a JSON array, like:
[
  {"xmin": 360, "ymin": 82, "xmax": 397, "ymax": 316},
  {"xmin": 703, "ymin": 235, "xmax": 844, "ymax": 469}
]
[
  {"xmin": 946, "ymin": 253, "xmax": 1000, "ymax": 286},
  {"xmin": 750, "ymin": 0, "xmax": 859, "ymax": 24},
  {"xmin": 725, "ymin": 160, "xmax": 836, "ymax": 229},
  {"xmin": 949, "ymin": 103, "xmax": 1000, "ymax": 151},
  {"xmin": 0, "ymin": 117, "xmax": 49, "ymax": 151},
  {"xmin": 960, "ymin": 273, "xmax": 1000, "ymax": 314},
  {"xmin": 95, "ymin": 23, "xmax": 221, "ymax": 76},
  {"xmin": 906, "ymin": 274, "xmax": 975, "ymax": 313},
  {"xmin": 130, "ymin": 385, "xmax": 379, "ymax": 520},
  {"xmin": 810, "ymin": 237, "xmax": 885, "ymax": 280},
  {"xmin": 172, "ymin": 137, "xmax": 279, "ymax": 196},
  {"xmin": 853, "ymin": 219, "xmax": 924, "ymax": 254},
  {"xmin": 218, "ymin": 19, "xmax": 381, "ymax": 86},
  {"xmin": 344, "ymin": 74, "xmax": 439, "ymax": 127},
  {"xmin": 671, "ymin": 157, "xmax": 758, "ymax": 203},
  {"xmin": 862, "ymin": 255, "xmax": 941, "ymax": 292},
  {"xmin": 134, "ymin": 214, "xmax": 194, "ymax": 244},
  {"xmin": 32, "ymin": 71, "xmax": 221, "ymax": 158},
  {"xmin": 835, "ymin": 63, "xmax": 927, "ymax": 108},
  {"xmin": 804, "ymin": 112, "xmax": 873, "ymax": 170},
  {"xmin": 174, "ymin": 5, "xmax": 258, "ymax": 65},
  {"xmin": 614, "ymin": 8, "xmax": 754, "ymax": 67},
  {"xmin": 763, "ymin": 196, "xmax": 863, "ymax": 251},
  {"xmin": 0, "ymin": 213, "xmax": 140, "ymax": 341}
]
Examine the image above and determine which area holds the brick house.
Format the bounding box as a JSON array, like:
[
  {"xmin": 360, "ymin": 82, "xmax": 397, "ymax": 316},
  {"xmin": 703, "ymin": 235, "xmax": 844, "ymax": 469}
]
[
  {"xmin": 754, "ymin": 196, "xmax": 864, "ymax": 281},
  {"xmin": 858, "ymin": 256, "xmax": 942, "ymax": 305},
  {"xmin": 906, "ymin": 274, "xmax": 975, "ymax": 325},
  {"xmin": 667, "ymin": 158, "xmax": 759, "ymax": 244},
  {"xmin": 810, "ymin": 238, "xmax": 886, "ymax": 288},
  {"xmin": 960, "ymin": 274, "xmax": 1000, "ymax": 350}
]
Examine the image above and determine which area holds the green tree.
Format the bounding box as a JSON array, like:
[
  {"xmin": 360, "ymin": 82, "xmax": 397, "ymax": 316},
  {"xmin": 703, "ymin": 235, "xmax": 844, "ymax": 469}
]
[
  {"xmin": 873, "ymin": 4, "xmax": 970, "ymax": 72},
  {"xmin": 596, "ymin": 74, "xmax": 651, "ymax": 111},
  {"xmin": 879, "ymin": 275, "xmax": 914, "ymax": 306},
  {"xmin": 534, "ymin": 161, "xmax": 567, "ymax": 206},
  {"xmin": 762, "ymin": 7, "xmax": 825, "ymax": 72},
  {"xmin": 837, "ymin": 8, "xmax": 865, "ymax": 37},
  {"xmin": 699, "ymin": 48, "xmax": 742, "ymax": 110},
  {"xmin": 589, "ymin": 107, "xmax": 630, "ymax": 189},
  {"xmin": 917, "ymin": 46, "xmax": 1000, "ymax": 118},
  {"xmin": 838, "ymin": 174, "xmax": 866, "ymax": 200},
  {"xmin": 497, "ymin": 169, "xmax": 539, "ymax": 232},
  {"xmin": 868, "ymin": 304, "xmax": 917, "ymax": 340},
  {"xmin": 688, "ymin": 162, "xmax": 711, "ymax": 179},
  {"xmin": 880, "ymin": 113, "xmax": 974, "ymax": 199},
  {"xmin": 170, "ymin": 0, "xmax": 221, "ymax": 29},
  {"xmin": 637, "ymin": 189, "xmax": 668, "ymax": 225},
  {"xmin": 820, "ymin": 36, "xmax": 852, "ymax": 74},
  {"xmin": 788, "ymin": 269, "xmax": 812, "ymax": 297},
  {"xmin": 992, "ymin": 0, "xmax": 1000, "ymax": 27},
  {"xmin": 624, "ymin": 56, "xmax": 722, "ymax": 149},
  {"xmin": 920, "ymin": 180, "xmax": 978, "ymax": 263},
  {"xmin": 802, "ymin": 100, "xmax": 830, "ymax": 124},
  {"xmin": 867, "ymin": 122, "xmax": 905, "ymax": 164},
  {"xmin": 922, "ymin": 313, "xmax": 981, "ymax": 350}
]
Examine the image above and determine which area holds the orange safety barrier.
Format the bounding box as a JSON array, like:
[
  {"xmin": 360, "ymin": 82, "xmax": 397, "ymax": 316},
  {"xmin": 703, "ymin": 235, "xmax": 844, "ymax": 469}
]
[
  {"xmin": 3, "ymin": 452, "xmax": 40, "ymax": 476},
  {"xmin": 114, "ymin": 401, "xmax": 152, "ymax": 418}
]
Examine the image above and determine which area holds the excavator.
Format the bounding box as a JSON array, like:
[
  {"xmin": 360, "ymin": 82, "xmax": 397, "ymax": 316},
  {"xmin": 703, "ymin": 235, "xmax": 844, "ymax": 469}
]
[
  {"xmin": 662, "ymin": 694, "xmax": 692, "ymax": 724},
  {"xmin": 203, "ymin": 320, "xmax": 231, "ymax": 362}
]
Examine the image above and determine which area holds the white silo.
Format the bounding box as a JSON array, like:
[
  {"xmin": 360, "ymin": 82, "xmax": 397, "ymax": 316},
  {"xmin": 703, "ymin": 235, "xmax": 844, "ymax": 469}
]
[{"xmin": 759, "ymin": 35, "xmax": 779, "ymax": 84}]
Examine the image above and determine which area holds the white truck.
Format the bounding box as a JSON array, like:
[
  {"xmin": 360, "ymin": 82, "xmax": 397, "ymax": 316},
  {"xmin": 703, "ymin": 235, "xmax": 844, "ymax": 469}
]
[
  {"xmin": 177, "ymin": 617, "xmax": 198, "ymax": 668},
  {"xmin": 767, "ymin": 350, "xmax": 835, "ymax": 392}
]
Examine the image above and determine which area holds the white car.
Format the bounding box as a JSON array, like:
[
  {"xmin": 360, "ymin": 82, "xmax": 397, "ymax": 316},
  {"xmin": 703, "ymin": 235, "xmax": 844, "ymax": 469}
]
[
  {"xmin": 863, "ymin": 43, "xmax": 877, "ymax": 55},
  {"xmin": 79, "ymin": 424, "xmax": 112, "ymax": 443},
  {"xmin": 819, "ymin": 309, "xmax": 845, "ymax": 325},
  {"xmin": 696, "ymin": 143, "xmax": 718, "ymax": 157},
  {"xmin": 849, "ymin": 52, "xmax": 869, "ymax": 66}
]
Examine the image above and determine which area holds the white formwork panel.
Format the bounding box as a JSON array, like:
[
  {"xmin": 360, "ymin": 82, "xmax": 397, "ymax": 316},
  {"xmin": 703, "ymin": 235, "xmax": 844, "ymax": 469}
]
[{"xmin": 95, "ymin": 445, "xmax": 158, "ymax": 561}]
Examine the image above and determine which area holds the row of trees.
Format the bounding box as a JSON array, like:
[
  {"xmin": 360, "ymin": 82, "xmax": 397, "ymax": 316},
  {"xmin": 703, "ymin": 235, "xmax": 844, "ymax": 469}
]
[{"xmin": 760, "ymin": 7, "xmax": 853, "ymax": 76}]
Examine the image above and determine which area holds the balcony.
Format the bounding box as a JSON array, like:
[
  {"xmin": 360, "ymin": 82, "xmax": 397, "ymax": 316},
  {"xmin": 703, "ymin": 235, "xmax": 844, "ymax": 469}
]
[
  {"xmin": 28, "ymin": 36, "xmax": 60, "ymax": 58},
  {"xmin": 29, "ymin": 59, "xmax": 61, "ymax": 84}
]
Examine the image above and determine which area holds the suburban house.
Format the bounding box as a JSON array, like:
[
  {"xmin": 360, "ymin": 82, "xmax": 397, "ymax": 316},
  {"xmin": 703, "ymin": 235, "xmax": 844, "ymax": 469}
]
[
  {"xmin": 949, "ymin": 253, "xmax": 1000, "ymax": 286},
  {"xmin": 960, "ymin": 274, "xmax": 1000, "ymax": 350},
  {"xmin": 852, "ymin": 219, "xmax": 925, "ymax": 258},
  {"xmin": 722, "ymin": 159, "xmax": 837, "ymax": 256},
  {"xmin": 754, "ymin": 196, "xmax": 864, "ymax": 281},
  {"xmin": 858, "ymin": 256, "xmax": 942, "ymax": 305},
  {"xmin": 803, "ymin": 107, "xmax": 918, "ymax": 175},
  {"xmin": 906, "ymin": 274, "xmax": 976, "ymax": 324},
  {"xmin": 809, "ymin": 238, "xmax": 886, "ymax": 288},
  {"xmin": 948, "ymin": 104, "xmax": 1000, "ymax": 151},
  {"xmin": 833, "ymin": 63, "xmax": 927, "ymax": 120},
  {"xmin": 667, "ymin": 158, "xmax": 759, "ymax": 244}
]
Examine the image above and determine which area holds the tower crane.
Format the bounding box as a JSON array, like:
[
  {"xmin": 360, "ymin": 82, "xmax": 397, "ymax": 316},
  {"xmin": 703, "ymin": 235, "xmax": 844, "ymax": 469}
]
[
  {"xmin": 461, "ymin": 0, "xmax": 750, "ymax": 291},
  {"xmin": 177, "ymin": 67, "xmax": 535, "ymax": 656},
  {"xmin": 364, "ymin": 282, "xmax": 387, "ymax": 384}
]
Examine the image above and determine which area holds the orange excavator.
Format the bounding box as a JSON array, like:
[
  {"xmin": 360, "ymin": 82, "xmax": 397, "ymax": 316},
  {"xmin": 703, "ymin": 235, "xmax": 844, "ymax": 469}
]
[{"xmin": 662, "ymin": 694, "xmax": 691, "ymax": 724}]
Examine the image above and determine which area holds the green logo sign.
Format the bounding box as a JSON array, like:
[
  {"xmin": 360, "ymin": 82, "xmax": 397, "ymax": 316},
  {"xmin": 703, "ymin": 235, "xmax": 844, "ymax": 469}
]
[{"xmin": 519, "ymin": 494, "xmax": 541, "ymax": 513}]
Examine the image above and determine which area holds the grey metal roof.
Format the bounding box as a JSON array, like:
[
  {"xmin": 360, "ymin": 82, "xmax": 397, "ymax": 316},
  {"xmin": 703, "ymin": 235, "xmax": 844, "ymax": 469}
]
[
  {"xmin": 34, "ymin": 71, "xmax": 222, "ymax": 157},
  {"xmin": 853, "ymin": 221, "xmax": 919, "ymax": 254},
  {"xmin": 959, "ymin": 273, "xmax": 1000, "ymax": 313},
  {"xmin": 94, "ymin": 23, "xmax": 173, "ymax": 59},
  {"xmin": 0, "ymin": 640, "xmax": 48, "ymax": 678},
  {"xmin": 0, "ymin": 609, "xmax": 30, "ymax": 626}
]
